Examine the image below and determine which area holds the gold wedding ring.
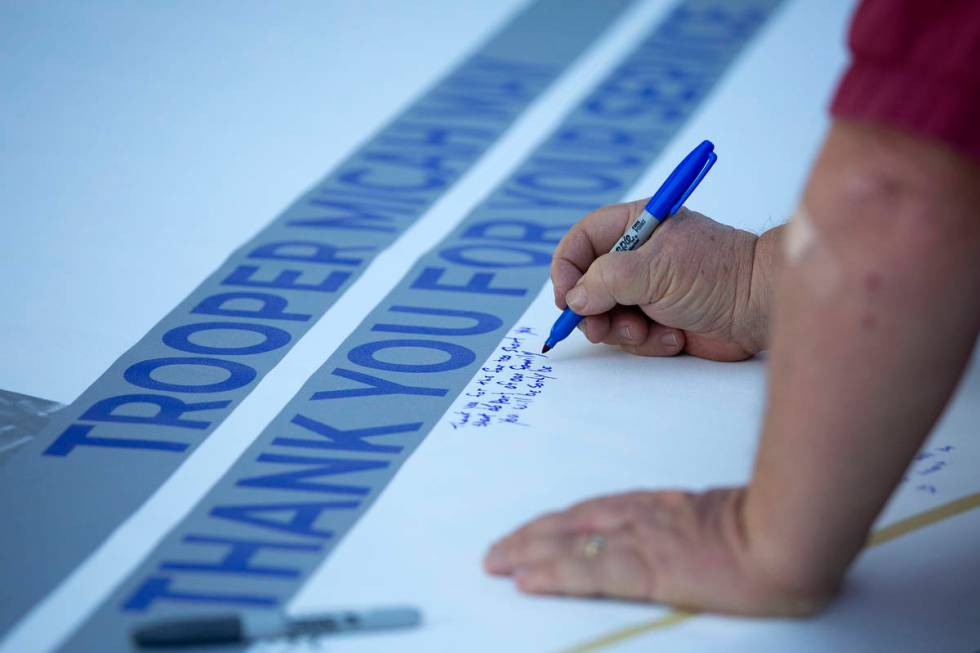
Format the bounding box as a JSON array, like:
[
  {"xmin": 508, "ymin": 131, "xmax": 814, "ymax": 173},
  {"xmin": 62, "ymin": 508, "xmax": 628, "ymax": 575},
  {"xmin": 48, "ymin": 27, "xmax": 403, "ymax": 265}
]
[{"xmin": 582, "ymin": 534, "xmax": 605, "ymax": 559}]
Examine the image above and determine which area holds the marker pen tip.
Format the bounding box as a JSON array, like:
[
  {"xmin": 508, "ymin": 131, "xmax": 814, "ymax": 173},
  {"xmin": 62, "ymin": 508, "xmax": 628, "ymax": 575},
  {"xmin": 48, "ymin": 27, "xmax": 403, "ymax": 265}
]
[{"xmin": 541, "ymin": 344, "xmax": 551, "ymax": 354}]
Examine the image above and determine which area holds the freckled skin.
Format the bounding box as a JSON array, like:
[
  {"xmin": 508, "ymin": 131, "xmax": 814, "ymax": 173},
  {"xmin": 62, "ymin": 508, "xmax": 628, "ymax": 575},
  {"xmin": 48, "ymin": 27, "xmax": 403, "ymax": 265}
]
[{"xmin": 486, "ymin": 120, "xmax": 980, "ymax": 615}]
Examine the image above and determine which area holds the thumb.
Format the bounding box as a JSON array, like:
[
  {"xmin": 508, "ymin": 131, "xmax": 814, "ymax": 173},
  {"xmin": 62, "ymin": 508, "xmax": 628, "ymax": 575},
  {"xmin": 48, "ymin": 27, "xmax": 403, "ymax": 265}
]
[{"xmin": 564, "ymin": 250, "xmax": 652, "ymax": 316}]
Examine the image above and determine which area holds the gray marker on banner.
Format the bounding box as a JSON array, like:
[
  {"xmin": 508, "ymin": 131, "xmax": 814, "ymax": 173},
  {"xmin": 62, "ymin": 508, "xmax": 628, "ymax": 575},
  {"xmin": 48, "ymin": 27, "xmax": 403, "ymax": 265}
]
[{"xmin": 131, "ymin": 607, "xmax": 422, "ymax": 648}]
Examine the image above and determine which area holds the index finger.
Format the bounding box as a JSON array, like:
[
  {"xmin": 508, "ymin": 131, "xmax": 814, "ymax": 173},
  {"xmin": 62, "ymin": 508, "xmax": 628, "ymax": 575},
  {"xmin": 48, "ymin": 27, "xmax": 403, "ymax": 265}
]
[{"xmin": 550, "ymin": 198, "xmax": 648, "ymax": 308}]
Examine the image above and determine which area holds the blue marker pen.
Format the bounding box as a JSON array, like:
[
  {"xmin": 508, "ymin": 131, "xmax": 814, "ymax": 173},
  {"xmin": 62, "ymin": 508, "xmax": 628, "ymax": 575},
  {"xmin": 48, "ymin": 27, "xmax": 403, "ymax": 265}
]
[{"xmin": 542, "ymin": 140, "xmax": 717, "ymax": 353}]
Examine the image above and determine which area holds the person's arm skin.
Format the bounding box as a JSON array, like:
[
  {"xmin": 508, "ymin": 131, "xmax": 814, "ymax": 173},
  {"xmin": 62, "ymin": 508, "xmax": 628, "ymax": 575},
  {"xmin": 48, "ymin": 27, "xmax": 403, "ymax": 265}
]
[
  {"xmin": 747, "ymin": 120, "xmax": 980, "ymax": 601},
  {"xmin": 483, "ymin": 119, "xmax": 980, "ymax": 615}
]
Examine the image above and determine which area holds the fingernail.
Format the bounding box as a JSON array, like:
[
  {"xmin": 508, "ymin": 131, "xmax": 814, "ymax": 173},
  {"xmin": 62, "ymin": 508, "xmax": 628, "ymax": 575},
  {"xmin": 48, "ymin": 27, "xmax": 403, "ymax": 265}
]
[
  {"xmin": 661, "ymin": 332, "xmax": 680, "ymax": 348},
  {"xmin": 566, "ymin": 286, "xmax": 587, "ymax": 311},
  {"xmin": 619, "ymin": 325, "xmax": 632, "ymax": 341}
]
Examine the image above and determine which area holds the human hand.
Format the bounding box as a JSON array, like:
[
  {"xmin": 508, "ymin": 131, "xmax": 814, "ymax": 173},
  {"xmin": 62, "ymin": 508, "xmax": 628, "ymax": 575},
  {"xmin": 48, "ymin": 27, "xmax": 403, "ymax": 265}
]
[
  {"xmin": 483, "ymin": 488, "xmax": 829, "ymax": 616},
  {"xmin": 551, "ymin": 200, "xmax": 774, "ymax": 361}
]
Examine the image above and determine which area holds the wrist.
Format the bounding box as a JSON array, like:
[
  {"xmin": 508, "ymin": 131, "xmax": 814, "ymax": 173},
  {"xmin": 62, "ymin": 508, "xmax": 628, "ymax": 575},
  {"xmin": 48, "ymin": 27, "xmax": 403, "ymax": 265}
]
[
  {"xmin": 733, "ymin": 225, "xmax": 781, "ymax": 354},
  {"xmin": 738, "ymin": 485, "xmax": 839, "ymax": 615},
  {"xmin": 712, "ymin": 485, "xmax": 834, "ymax": 616}
]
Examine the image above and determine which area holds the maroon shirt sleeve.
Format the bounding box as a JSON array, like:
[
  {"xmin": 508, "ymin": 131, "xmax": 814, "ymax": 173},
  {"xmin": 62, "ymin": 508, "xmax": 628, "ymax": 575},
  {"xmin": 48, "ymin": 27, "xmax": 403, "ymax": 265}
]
[{"xmin": 831, "ymin": 0, "xmax": 980, "ymax": 163}]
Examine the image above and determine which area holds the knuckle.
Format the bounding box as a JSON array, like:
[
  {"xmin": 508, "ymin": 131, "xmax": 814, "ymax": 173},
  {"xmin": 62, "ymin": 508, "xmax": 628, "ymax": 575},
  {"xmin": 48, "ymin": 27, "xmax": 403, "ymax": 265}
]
[
  {"xmin": 623, "ymin": 500, "xmax": 649, "ymax": 526},
  {"xmin": 552, "ymin": 230, "xmax": 577, "ymax": 264},
  {"xmin": 594, "ymin": 256, "xmax": 620, "ymax": 295},
  {"xmin": 604, "ymin": 200, "xmax": 642, "ymax": 226},
  {"xmin": 635, "ymin": 253, "xmax": 663, "ymax": 305},
  {"xmin": 593, "ymin": 253, "xmax": 643, "ymax": 304}
]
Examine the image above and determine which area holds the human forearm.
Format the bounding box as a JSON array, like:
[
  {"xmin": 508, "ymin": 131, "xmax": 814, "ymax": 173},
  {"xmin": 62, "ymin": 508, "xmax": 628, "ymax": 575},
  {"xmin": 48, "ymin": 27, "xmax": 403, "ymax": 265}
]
[
  {"xmin": 744, "ymin": 121, "xmax": 980, "ymax": 600},
  {"xmin": 486, "ymin": 122, "xmax": 979, "ymax": 617}
]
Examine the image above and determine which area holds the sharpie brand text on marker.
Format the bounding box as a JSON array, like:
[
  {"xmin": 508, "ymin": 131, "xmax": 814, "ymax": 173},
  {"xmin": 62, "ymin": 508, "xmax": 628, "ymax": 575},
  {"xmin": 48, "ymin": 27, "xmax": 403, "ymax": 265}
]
[{"xmin": 542, "ymin": 140, "xmax": 717, "ymax": 353}]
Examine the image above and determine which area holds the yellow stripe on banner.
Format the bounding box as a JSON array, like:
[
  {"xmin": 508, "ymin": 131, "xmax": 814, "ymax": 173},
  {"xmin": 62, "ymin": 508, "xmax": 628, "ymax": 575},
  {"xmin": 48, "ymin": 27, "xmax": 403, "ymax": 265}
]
[
  {"xmin": 558, "ymin": 492, "xmax": 980, "ymax": 653},
  {"xmin": 866, "ymin": 492, "xmax": 980, "ymax": 547}
]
